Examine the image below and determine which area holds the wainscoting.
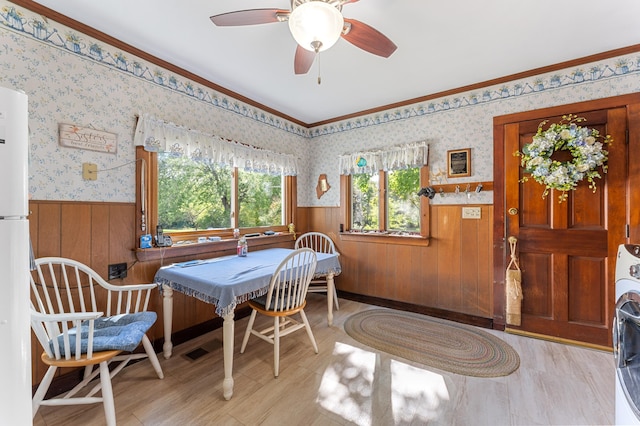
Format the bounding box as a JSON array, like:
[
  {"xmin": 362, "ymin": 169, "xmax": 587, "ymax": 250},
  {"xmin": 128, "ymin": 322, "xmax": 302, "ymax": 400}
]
[{"xmin": 298, "ymin": 205, "xmax": 494, "ymax": 319}]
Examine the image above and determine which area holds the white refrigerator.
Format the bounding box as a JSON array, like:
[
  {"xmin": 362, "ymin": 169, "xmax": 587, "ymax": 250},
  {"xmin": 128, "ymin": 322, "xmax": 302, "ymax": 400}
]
[{"xmin": 0, "ymin": 86, "xmax": 32, "ymax": 424}]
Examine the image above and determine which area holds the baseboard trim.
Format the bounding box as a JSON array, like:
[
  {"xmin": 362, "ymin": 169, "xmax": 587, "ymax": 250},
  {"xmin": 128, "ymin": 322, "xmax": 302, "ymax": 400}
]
[
  {"xmin": 504, "ymin": 327, "xmax": 612, "ymax": 352},
  {"xmin": 337, "ymin": 291, "xmax": 494, "ymax": 329}
]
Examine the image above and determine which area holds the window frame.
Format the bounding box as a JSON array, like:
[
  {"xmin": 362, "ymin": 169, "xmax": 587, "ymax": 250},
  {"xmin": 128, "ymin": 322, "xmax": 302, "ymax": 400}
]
[
  {"xmin": 135, "ymin": 146, "xmax": 296, "ymax": 248},
  {"xmin": 340, "ymin": 165, "xmax": 430, "ymax": 246}
]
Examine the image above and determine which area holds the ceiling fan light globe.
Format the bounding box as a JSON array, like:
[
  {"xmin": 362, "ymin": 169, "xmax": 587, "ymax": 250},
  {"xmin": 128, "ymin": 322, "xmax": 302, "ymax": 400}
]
[{"xmin": 288, "ymin": 1, "xmax": 344, "ymax": 52}]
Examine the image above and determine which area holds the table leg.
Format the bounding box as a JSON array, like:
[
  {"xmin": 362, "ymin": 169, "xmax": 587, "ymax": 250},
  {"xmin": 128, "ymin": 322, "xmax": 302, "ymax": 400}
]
[
  {"xmin": 327, "ymin": 273, "xmax": 334, "ymax": 326},
  {"xmin": 162, "ymin": 284, "xmax": 173, "ymax": 359},
  {"xmin": 222, "ymin": 311, "xmax": 235, "ymax": 400}
]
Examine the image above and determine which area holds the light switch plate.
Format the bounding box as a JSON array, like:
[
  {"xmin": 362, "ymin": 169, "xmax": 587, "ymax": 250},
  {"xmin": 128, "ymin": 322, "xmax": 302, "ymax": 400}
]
[{"xmin": 462, "ymin": 207, "xmax": 481, "ymax": 219}]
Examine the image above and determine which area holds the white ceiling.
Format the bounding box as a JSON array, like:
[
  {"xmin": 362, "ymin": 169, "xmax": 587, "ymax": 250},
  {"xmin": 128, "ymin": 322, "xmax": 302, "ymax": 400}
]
[{"xmin": 31, "ymin": 0, "xmax": 640, "ymax": 125}]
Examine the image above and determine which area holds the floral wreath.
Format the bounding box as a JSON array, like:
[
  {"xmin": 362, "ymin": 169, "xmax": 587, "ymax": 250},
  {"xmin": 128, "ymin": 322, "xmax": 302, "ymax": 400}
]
[{"xmin": 516, "ymin": 114, "xmax": 612, "ymax": 203}]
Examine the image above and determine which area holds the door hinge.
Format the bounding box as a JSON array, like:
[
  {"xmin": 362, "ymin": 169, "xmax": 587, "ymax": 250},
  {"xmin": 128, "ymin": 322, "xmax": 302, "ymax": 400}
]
[{"xmin": 626, "ymin": 224, "xmax": 630, "ymax": 239}]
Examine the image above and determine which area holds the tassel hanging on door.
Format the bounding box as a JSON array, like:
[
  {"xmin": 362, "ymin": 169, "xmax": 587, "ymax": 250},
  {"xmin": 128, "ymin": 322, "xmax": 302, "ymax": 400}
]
[{"xmin": 506, "ymin": 236, "xmax": 523, "ymax": 326}]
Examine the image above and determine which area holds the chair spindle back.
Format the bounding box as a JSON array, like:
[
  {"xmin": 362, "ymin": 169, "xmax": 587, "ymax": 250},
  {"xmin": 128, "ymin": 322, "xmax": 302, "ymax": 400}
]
[{"xmin": 263, "ymin": 248, "xmax": 317, "ymax": 312}]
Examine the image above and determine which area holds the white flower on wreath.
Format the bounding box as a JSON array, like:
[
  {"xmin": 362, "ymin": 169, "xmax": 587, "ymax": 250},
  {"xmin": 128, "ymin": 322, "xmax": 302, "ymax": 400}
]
[{"xmin": 515, "ymin": 114, "xmax": 612, "ymax": 203}]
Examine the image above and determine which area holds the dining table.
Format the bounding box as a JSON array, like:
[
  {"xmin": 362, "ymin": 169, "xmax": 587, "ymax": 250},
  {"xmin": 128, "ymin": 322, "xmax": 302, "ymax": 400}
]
[{"xmin": 154, "ymin": 247, "xmax": 341, "ymax": 400}]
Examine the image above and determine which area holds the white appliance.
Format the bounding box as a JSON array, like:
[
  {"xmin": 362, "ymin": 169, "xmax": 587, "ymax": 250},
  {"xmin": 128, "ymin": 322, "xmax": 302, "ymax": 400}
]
[
  {"xmin": 614, "ymin": 244, "xmax": 640, "ymax": 425},
  {"xmin": 0, "ymin": 87, "xmax": 32, "ymax": 425}
]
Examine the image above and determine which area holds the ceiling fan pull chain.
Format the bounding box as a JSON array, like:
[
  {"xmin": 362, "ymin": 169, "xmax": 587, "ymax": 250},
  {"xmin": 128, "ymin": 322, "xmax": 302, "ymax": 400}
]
[{"xmin": 317, "ymin": 52, "xmax": 321, "ymax": 85}]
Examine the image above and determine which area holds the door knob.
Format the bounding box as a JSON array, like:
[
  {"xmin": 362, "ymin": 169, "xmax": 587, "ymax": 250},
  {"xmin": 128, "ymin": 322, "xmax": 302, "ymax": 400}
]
[{"xmin": 508, "ymin": 207, "xmax": 518, "ymax": 215}]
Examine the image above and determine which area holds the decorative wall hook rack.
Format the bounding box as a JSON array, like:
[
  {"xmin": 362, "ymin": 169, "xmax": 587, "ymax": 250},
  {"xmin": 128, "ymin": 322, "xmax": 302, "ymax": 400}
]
[{"xmin": 431, "ymin": 181, "xmax": 493, "ymax": 195}]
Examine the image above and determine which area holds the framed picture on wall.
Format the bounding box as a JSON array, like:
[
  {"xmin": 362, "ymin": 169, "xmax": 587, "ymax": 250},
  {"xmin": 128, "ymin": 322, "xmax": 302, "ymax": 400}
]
[{"xmin": 447, "ymin": 148, "xmax": 471, "ymax": 178}]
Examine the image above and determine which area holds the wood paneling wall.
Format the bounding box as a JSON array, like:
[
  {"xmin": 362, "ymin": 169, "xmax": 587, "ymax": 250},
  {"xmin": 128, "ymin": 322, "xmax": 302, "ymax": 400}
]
[
  {"xmin": 298, "ymin": 205, "xmax": 494, "ymax": 318},
  {"xmin": 28, "ymin": 200, "xmax": 494, "ymax": 385}
]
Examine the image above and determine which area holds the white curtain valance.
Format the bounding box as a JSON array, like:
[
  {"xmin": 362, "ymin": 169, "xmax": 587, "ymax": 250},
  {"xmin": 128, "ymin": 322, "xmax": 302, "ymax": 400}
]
[
  {"xmin": 338, "ymin": 141, "xmax": 429, "ymax": 175},
  {"xmin": 133, "ymin": 114, "xmax": 299, "ymax": 175}
]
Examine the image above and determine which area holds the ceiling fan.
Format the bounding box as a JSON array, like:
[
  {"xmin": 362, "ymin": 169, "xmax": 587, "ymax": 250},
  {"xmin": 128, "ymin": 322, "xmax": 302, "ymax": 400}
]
[{"xmin": 210, "ymin": 0, "xmax": 397, "ymax": 76}]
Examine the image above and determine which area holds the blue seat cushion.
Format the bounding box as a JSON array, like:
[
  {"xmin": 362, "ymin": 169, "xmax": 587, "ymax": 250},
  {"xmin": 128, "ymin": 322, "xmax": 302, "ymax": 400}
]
[
  {"xmin": 52, "ymin": 311, "xmax": 157, "ymax": 355},
  {"xmin": 251, "ymin": 293, "xmax": 297, "ymax": 311},
  {"xmin": 251, "ymin": 294, "xmax": 269, "ymax": 309}
]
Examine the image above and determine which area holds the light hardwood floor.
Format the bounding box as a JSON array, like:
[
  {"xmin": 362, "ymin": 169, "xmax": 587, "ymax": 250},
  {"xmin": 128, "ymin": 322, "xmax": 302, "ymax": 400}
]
[{"xmin": 33, "ymin": 295, "xmax": 615, "ymax": 425}]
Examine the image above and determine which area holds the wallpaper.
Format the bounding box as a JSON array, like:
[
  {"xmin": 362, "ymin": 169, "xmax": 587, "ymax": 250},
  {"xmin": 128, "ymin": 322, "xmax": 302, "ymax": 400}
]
[{"xmin": 1, "ymin": 1, "xmax": 639, "ymax": 207}]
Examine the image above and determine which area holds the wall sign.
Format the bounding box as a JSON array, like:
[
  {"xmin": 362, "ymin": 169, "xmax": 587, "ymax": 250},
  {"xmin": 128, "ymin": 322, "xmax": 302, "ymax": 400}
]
[{"xmin": 59, "ymin": 123, "xmax": 117, "ymax": 154}]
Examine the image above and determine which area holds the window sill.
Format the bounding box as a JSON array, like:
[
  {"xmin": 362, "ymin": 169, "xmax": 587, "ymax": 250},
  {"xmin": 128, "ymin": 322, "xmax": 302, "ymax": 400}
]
[
  {"xmin": 339, "ymin": 232, "xmax": 430, "ymax": 247},
  {"xmin": 134, "ymin": 233, "xmax": 296, "ymax": 262}
]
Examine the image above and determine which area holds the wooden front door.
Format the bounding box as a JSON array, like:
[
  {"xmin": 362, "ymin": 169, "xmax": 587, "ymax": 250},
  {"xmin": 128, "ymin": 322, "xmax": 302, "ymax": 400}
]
[{"xmin": 500, "ymin": 107, "xmax": 627, "ymax": 347}]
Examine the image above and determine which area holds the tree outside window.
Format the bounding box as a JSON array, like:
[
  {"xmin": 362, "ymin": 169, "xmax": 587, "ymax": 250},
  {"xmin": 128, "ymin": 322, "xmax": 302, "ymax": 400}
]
[
  {"xmin": 158, "ymin": 153, "xmax": 232, "ymax": 231},
  {"xmin": 158, "ymin": 153, "xmax": 283, "ymax": 232},
  {"xmin": 351, "ymin": 172, "xmax": 379, "ymax": 231},
  {"xmin": 387, "ymin": 168, "xmax": 420, "ymax": 233},
  {"xmin": 350, "ymin": 166, "xmax": 421, "ymax": 234},
  {"xmin": 238, "ymin": 170, "xmax": 283, "ymax": 227}
]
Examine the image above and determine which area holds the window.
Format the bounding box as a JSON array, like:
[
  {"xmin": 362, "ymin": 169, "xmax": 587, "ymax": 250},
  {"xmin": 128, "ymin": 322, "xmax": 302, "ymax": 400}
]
[
  {"xmin": 158, "ymin": 153, "xmax": 232, "ymax": 231},
  {"xmin": 339, "ymin": 141, "xmax": 429, "ymax": 243},
  {"xmin": 151, "ymin": 150, "xmax": 289, "ymax": 238},
  {"xmin": 133, "ymin": 114, "xmax": 297, "ymax": 245},
  {"xmin": 351, "ymin": 172, "xmax": 379, "ymax": 231},
  {"xmin": 349, "ymin": 166, "xmax": 424, "ymax": 235},
  {"xmin": 140, "ymin": 148, "xmax": 292, "ymax": 244},
  {"xmin": 237, "ymin": 170, "xmax": 283, "ymax": 227},
  {"xmin": 386, "ymin": 167, "xmax": 421, "ymax": 232}
]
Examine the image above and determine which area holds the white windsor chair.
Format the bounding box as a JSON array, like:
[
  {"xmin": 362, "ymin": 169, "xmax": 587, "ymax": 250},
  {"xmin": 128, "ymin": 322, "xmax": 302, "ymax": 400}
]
[
  {"xmin": 294, "ymin": 231, "xmax": 340, "ymax": 310},
  {"xmin": 240, "ymin": 248, "xmax": 318, "ymax": 377},
  {"xmin": 30, "ymin": 257, "xmax": 164, "ymax": 425}
]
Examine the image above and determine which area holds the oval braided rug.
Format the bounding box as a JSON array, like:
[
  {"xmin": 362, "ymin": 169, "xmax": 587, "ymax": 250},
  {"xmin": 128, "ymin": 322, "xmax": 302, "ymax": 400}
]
[{"xmin": 344, "ymin": 309, "xmax": 520, "ymax": 377}]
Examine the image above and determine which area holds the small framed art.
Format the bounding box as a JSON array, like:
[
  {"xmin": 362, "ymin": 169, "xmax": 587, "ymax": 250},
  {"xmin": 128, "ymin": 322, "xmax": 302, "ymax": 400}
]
[{"xmin": 447, "ymin": 148, "xmax": 471, "ymax": 178}]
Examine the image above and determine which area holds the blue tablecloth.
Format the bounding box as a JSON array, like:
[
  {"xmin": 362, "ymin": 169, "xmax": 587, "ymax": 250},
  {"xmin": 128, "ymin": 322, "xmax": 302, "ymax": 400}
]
[{"xmin": 154, "ymin": 248, "xmax": 341, "ymax": 317}]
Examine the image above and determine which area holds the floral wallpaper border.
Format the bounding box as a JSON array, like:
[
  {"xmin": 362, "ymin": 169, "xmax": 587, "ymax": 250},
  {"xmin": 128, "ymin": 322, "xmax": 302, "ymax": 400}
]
[{"xmin": 2, "ymin": 3, "xmax": 639, "ymax": 139}]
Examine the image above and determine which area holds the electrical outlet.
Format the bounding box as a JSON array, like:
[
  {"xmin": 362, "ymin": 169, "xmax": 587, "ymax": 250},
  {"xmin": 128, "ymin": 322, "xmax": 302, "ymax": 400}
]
[
  {"xmin": 108, "ymin": 263, "xmax": 127, "ymax": 280},
  {"xmin": 462, "ymin": 207, "xmax": 481, "ymax": 219}
]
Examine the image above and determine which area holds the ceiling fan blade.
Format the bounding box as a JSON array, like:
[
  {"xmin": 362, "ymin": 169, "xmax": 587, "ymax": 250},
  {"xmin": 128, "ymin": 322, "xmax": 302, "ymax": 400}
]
[
  {"xmin": 210, "ymin": 9, "xmax": 289, "ymax": 26},
  {"xmin": 294, "ymin": 45, "xmax": 316, "ymax": 75},
  {"xmin": 341, "ymin": 18, "xmax": 397, "ymax": 58}
]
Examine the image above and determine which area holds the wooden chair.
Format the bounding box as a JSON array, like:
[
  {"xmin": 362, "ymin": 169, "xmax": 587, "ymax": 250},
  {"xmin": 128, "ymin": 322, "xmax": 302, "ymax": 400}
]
[
  {"xmin": 240, "ymin": 248, "xmax": 318, "ymax": 377},
  {"xmin": 30, "ymin": 257, "xmax": 164, "ymax": 425},
  {"xmin": 294, "ymin": 231, "xmax": 340, "ymax": 310}
]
